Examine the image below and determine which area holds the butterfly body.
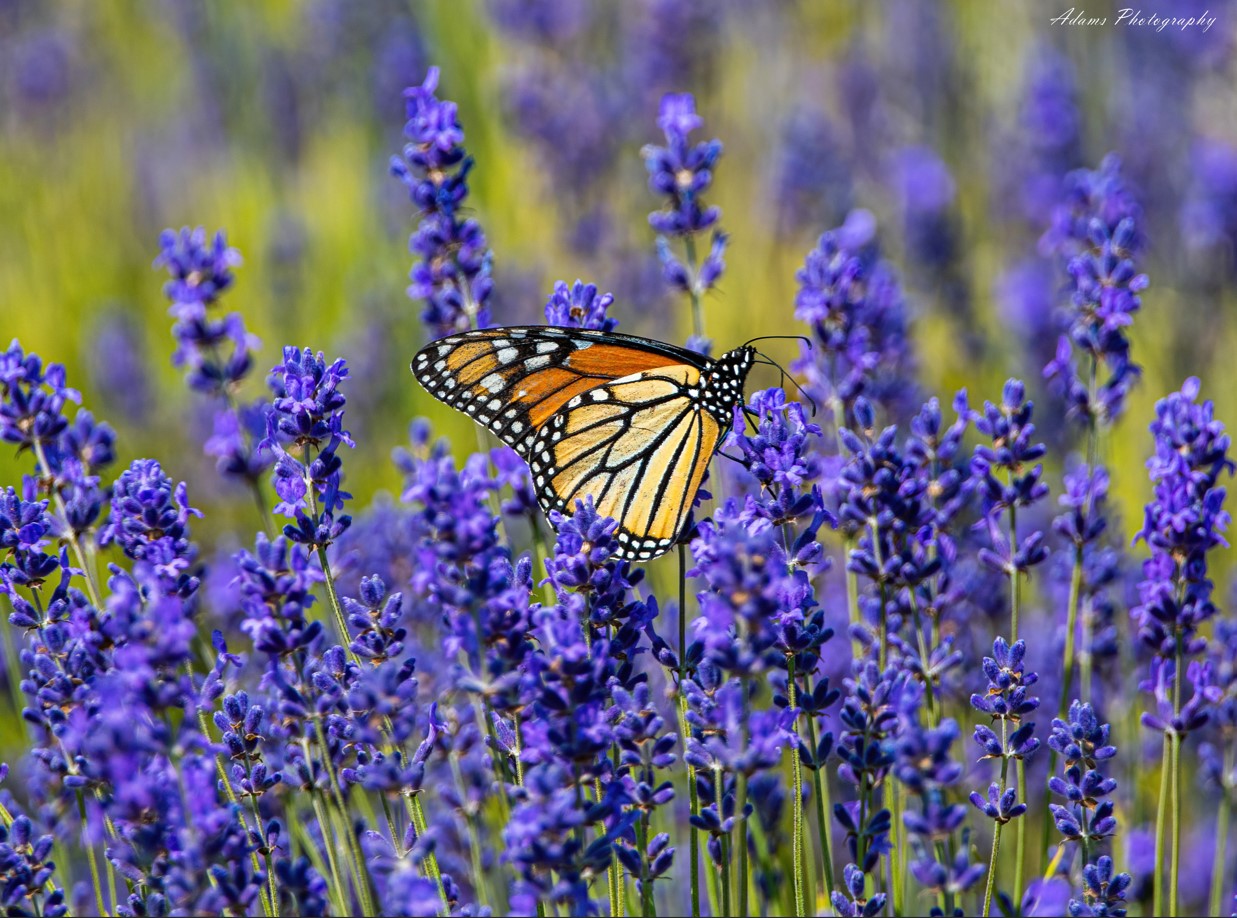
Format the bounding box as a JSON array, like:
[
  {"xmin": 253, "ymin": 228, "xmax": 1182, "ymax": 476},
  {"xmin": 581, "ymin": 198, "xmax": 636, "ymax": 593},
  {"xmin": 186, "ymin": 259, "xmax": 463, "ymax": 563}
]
[{"xmin": 412, "ymin": 325, "xmax": 754, "ymax": 561}]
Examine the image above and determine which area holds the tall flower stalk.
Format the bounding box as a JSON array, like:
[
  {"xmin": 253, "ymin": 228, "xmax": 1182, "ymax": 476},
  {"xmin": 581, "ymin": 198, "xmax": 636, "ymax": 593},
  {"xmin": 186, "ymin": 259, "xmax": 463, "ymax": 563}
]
[
  {"xmin": 643, "ymin": 88, "xmax": 728, "ymax": 918},
  {"xmin": 1038, "ymin": 154, "xmax": 1146, "ymax": 875},
  {"xmin": 970, "ymin": 638, "xmax": 1040, "ymax": 916},
  {"xmin": 972, "ymin": 379, "xmax": 1048, "ymax": 903},
  {"xmin": 1133, "ymin": 377, "xmax": 1232, "ymax": 917},
  {"xmin": 154, "ymin": 226, "xmax": 273, "ymax": 528}
]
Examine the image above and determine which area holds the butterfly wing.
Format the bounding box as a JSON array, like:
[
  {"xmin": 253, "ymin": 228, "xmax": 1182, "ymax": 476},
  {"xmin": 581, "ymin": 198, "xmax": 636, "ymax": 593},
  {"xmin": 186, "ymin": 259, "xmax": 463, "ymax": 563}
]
[
  {"xmin": 527, "ymin": 363, "xmax": 724, "ymax": 561},
  {"xmin": 411, "ymin": 326, "xmax": 705, "ymax": 456}
]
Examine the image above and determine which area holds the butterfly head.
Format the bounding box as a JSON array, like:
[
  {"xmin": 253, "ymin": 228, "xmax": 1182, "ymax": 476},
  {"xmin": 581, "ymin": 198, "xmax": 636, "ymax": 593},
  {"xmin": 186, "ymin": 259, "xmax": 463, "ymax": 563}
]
[{"xmin": 701, "ymin": 345, "xmax": 755, "ymax": 424}]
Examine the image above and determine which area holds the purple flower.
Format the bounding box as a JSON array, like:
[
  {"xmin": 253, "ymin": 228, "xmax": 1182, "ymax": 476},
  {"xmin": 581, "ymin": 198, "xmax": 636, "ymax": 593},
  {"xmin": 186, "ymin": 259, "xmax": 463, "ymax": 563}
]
[
  {"xmin": 153, "ymin": 228, "xmax": 271, "ymax": 488},
  {"xmin": 391, "ymin": 67, "xmax": 494, "ymax": 337},
  {"xmin": 0, "ymin": 340, "xmax": 81, "ymax": 453},
  {"xmin": 235, "ymin": 532, "xmax": 324, "ymax": 660},
  {"xmin": 970, "ymin": 782, "xmax": 1028, "ymax": 824},
  {"xmin": 1048, "ymin": 703, "xmax": 1121, "ymax": 850},
  {"xmin": 261, "ymin": 348, "xmax": 355, "ymax": 548},
  {"xmin": 642, "ymin": 92, "xmax": 722, "ymax": 237},
  {"xmin": 0, "ymin": 807, "xmax": 68, "ymax": 918},
  {"xmin": 1133, "ymin": 379, "xmax": 1232, "ymax": 679},
  {"xmin": 154, "ymin": 226, "xmax": 241, "ymax": 308},
  {"xmin": 970, "ymin": 638, "xmax": 1040, "ymax": 831},
  {"xmin": 100, "ymin": 458, "xmax": 202, "ymax": 595},
  {"xmin": 1069, "ymin": 855, "xmax": 1132, "ymax": 917},
  {"xmin": 1041, "ymin": 155, "xmax": 1146, "ymax": 426},
  {"xmin": 834, "ymin": 664, "xmax": 905, "ymax": 872},
  {"xmin": 972, "ymin": 379, "xmax": 1050, "ymax": 579},
  {"xmin": 769, "ymin": 105, "xmax": 854, "ymax": 238},
  {"xmin": 544, "ymin": 279, "xmax": 618, "ymax": 332},
  {"xmin": 830, "ymin": 862, "xmax": 886, "ymax": 917},
  {"xmin": 792, "ymin": 217, "xmax": 916, "ymax": 429}
]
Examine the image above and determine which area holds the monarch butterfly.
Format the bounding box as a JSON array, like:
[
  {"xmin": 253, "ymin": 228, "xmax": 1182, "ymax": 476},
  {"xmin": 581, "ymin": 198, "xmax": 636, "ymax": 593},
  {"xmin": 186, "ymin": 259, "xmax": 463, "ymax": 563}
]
[{"xmin": 411, "ymin": 325, "xmax": 761, "ymax": 562}]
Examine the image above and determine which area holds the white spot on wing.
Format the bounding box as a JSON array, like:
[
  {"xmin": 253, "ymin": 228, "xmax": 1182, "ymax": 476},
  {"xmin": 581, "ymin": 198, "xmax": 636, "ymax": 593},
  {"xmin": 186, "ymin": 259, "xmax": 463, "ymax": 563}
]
[
  {"xmin": 497, "ymin": 348, "xmax": 518, "ymax": 364},
  {"xmin": 525, "ymin": 355, "xmax": 551, "ymax": 371},
  {"xmin": 481, "ymin": 373, "xmax": 506, "ymax": 393}
]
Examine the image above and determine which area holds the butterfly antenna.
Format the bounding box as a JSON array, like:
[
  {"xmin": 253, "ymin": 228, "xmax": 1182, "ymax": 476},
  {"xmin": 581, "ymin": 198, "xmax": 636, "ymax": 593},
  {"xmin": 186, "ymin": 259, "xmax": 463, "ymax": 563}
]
[
  {"xmin": 743, "ymin": 334, "xmax": 813, "ymax": 349},
  {"xmin": 754, "ymin": 349, "xmax": 818, "ymax": 417}
]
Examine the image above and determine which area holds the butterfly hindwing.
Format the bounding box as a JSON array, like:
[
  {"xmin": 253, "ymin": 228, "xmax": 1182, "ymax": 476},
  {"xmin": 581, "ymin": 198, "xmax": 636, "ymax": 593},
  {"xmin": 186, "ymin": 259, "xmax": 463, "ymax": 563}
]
[
  {"xmin": 527, "ymin": 364, "xmax": 723, "ymax": 561},
  {"xmin": 412, "ymin": 326, "xmax": 703, "ymax": 456}
]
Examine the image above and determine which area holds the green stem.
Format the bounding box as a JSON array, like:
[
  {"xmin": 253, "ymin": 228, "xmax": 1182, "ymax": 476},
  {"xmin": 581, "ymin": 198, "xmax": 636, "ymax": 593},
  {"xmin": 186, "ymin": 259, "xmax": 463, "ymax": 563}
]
[
  {"xmin": 76, "ymin": 790, "xmax": 107, "ymax": 917},
  {"xmin": 410, "ymin": 794, "xmax": 448, "ymax": 903},
  {"xmin": 1043, "ymin": 547, "xmax": 1083, "ymax": 865},
  {"xmin": 736, "ymin": 749, "xmax": 749, "ymax": 916},
  {"xmin": 719, "ymin": 831, "xmax": 732, "ymax": 918},
  {"xmin": 1006, "ymin": 491, "xmax": 1027, "ymax": 901},
  {"xmin": 315, "ymin": 544, "xmax": 357, "ymax": 663},
  {"xmin": 889, "ymin": 779, "xmax": 903, "ymax": 917},
  {"xmin": 380, "ymin": 796, "xmax": 403, "ymax": 859},
  {"xmin": 802, "ymin": 676, "xmax": 835, "ymax": 899},
  {"xmin": 1170, "ymin": 731, "xmax": 1181, "ymax": 918},
  {"xmin": 683, "ymin": 234, "xmax": 705, "ymax": 340},
  {"xmin": 1153, "ymin": 733, "xmax": 1170, "ymax": 917},
  {"xmin": 909, "ymin": 591, "xmax": 936, "ymax": 725},
  {"xmin": 1008, "ymin": 504, "xmax": 1020, "ymax": 642},
  {"xmin": 983, "ymin": 722, "xmax": 1012, "ymax": 918},
  {"xmin": 310, "ymin": 789, "xmax": 349, "ymax": 916},
  {"xmin": 1209, "ymin": 745, "xmax": 1233, "ymax": 917},
  {"xmin": 1014, "ymin": 760, "xmax": 1027, "ymax": 907},
  {"xmin": 982, "ymin": 820, "xmax": 1004, "ymax": 918},
  {"xmin": 787, "ymin": 657, "xmax": 805, "ymax": 917}
]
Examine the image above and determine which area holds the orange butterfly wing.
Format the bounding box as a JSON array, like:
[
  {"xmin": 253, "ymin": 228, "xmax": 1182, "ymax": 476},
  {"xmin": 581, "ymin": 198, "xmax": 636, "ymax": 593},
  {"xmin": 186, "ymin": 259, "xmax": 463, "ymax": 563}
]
[
  {"xmin": 527, "ymin": 365, "xmax": 721, "ymax": 560},
  {"xmin": 413, "ymin": 326, "xmax": 749, "ymax": 561},
  {"xmin": 411, "ymin": 326, "xmax": 700, "ymax": 457}
]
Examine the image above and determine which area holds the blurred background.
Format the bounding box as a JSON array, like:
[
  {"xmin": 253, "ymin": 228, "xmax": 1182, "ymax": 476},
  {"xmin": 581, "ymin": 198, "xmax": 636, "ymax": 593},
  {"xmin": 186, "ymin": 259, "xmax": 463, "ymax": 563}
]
[{"xmin": 1, "ymin": 0, "xmax": 1235, "ymax": 558}]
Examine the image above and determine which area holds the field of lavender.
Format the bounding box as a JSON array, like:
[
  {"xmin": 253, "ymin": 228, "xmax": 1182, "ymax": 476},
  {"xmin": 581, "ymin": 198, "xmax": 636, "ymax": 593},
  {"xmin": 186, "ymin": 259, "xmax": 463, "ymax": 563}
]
[{"xmin": 2, "ymin": 2, "xmax": 1236, "ymax": 916}]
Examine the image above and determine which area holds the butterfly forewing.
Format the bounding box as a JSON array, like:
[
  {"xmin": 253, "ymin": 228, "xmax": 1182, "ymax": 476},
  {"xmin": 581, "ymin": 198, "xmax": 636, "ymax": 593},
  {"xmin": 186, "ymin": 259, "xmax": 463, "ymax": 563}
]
[
  {"xmin": 412, "ymin": 326, "xmax": 751, "ymax": 561},
  {"xmin": 411, "ymin": 326, "xmax": 702, "ymax": 456}
]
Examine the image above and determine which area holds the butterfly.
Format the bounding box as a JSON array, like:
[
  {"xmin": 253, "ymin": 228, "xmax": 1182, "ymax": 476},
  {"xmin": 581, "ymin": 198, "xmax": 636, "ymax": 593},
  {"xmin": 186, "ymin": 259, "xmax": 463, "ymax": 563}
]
[{"xmin": 411, "ymin": 325, "xmax": 760, "ymax": 562}]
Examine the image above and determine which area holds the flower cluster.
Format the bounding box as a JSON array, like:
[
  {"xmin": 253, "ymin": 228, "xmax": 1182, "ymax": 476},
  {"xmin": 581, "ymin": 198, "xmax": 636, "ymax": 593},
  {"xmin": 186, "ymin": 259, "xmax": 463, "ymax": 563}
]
[
  {"xmin": 971, "ymin": 380, "xmax": 1049, "ymax": 617},
  {"xmin": 261, "ymin": 346, "xmax": 355, "ymax": 549},
  {"xmin": 0, "ymin": 342, "xmax": 115, "ymax": 546},
  {"xmin": 970, "ymin": 638, "xmax": 1040, "ymax": 821},
  {"xmin": 1133, "ymin": 377, "xmax": 1232, "ymax": 667},
  {"xmin": 1047, "ymin": 702, "xmax": 1119, "ymax": 849},
  {"xmin": 792, "ymin": 213, "xmax": 916, "ymax": 430},
  {"xmin": 894, "ymin": 705, "xmax": 984, "ymax": 905},
  {"xmin": 391, "ymin": 67, "xmax": 494, "ymax": 336},
  {"xmin": 544, "ymin": 279, "xmax": 618, "ymax": 332},
  {"xmin": 643, "ymin": 92, "xmax": 728, "ymax": 308},
  {"xmin": 0, "ymin": 781, "xmax": 68, "ymax": 918},
  {"xmin": 154, "ymin": 227, "xmax": 271, "ymax": 490},
  {"xmin": 1042, "ymin": 155, "xmax": 1146, "ymax": 426},
  {"xmin": 5, "ymin": 41, "xmax": 1237, "ymax": 918}
]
